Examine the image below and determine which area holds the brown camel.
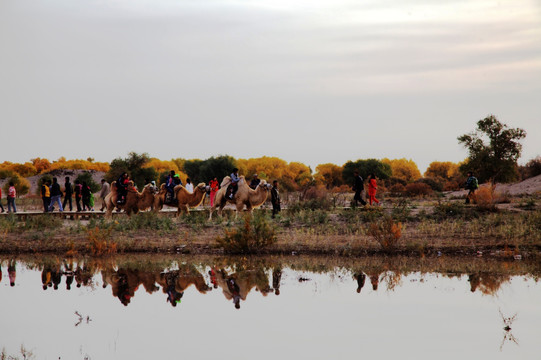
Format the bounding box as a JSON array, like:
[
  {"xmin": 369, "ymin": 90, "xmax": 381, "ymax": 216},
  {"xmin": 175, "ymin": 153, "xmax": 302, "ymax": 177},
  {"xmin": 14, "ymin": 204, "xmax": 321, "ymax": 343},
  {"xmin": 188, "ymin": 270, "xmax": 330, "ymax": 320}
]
[
  {"xmin": 209, "ymin": 176, "xmax": 270, "ymax": 219},
  {"xmin": 154, "ymin": 182, "xmax": 207, "ymax": 216},
  {"xmin": 104, "ymin": 181, "xmax": 156, "ymax": 218}
]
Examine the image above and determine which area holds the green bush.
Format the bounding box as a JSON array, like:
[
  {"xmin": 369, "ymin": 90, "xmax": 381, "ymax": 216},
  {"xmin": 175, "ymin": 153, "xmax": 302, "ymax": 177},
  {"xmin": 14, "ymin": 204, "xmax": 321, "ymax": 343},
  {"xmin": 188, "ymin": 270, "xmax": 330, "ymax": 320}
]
[{"xmin": 216, "ymin": 213, "xmax": 276, "ymax": 254}]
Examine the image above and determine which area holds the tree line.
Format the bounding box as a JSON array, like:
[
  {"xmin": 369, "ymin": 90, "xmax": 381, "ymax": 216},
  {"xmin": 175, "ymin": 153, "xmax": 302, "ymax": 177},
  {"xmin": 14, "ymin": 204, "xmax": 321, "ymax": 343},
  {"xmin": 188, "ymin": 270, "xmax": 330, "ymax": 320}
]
[{"xmin": 1, "ymin": 116, "xmax": 539, "ymax": 197}]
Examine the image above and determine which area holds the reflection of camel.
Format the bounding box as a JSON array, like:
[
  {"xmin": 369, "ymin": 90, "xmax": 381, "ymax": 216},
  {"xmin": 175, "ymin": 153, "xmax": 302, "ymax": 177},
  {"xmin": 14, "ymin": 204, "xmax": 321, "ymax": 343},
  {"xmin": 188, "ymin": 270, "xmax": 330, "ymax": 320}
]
[
  {"xmin": 154, "ymin": 183, "xmax": 207, "ymax": 216},
  {"xmin": 209, "ymin": 176, "xmax": 270, "ymax": 219},
  {"xmin": 215, "ymin": 267, "xmax": 272, "ymax": 309},
  {"xmin": 104, "ymin": 182, "xmax": 156, "ymax": 217},
  {"xmin": 101, "ymin": 267, "xmax": 163, "ymax": 306},
  {"xmin": 156, "ymin": 265, "xmax": 211, "ymax": 307}
]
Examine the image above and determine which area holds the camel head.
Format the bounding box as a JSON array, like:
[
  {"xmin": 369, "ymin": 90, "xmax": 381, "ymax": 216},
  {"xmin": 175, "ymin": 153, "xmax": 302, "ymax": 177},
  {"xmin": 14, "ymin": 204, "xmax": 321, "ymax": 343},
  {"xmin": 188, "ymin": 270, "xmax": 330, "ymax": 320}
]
[
  {"xmin": 195, "ymin": 183, "xmax": 206, "ymax": 192},
  {"xmin": 258, "ymin": 180, "xmax": 271, "ymax": 190},
  {"xmin": 143, "ymin": 182, "xmax": 158, "ymax": 194}
]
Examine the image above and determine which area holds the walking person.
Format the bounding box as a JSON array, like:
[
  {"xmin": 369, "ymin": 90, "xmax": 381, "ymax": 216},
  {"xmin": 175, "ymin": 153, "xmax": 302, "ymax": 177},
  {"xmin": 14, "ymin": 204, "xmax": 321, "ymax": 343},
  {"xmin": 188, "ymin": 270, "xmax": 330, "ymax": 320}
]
[
  {"xmin": 271, "ymin": 180, "xmax": 281, "ymax": 218},
  {"xmin": 48, "ymin": 177, "xmax": 64, "ymax": 212},
  {"xmin": 352, "ymin": 170, "xmax": 367, "ymax": 206},
  {"xmin": 82, "ymin": 181, "xmax": 92, "ymax": 211},
  {"xmin": 99, "ymin": 179, "xmax": 110, "ymax": 211},
  {"xmin": 209, "ymin": 177, "xmax": 219, "ymax": 207},
  {"xmin": 367, "ymin": 174, "xmax": 380, "ymax": 206},
  {"xmin": 464, "ymin": 172, "xmax": 479, "ymax": 204},
  {"xmin": 41, "ymin": 180, "xmax": 51, "ymax": 212},
  {"xmin": 0, "ymin": 187, "xmax": 4, "ymax": 213},
  {"xmin": 63, "ymin": 177, "xmax": 73, "ymax": 211},
  {"xmin": 74, "ymin": 179, "xmax": 82, "ymax": 212},
  {"xmin": 7, "ymin": 182, "xmax": 16, "ymax": 213}
]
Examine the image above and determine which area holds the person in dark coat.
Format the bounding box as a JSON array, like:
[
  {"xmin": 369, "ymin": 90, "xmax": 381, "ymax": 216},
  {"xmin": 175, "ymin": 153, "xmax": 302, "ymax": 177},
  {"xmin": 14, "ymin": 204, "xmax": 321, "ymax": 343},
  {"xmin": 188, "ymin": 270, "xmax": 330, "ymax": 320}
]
[
  {"xmin": 249, "ymin": 174, "xmax": 260, "ymax": 190},
  {"xmin": 271, "ymin": 180, "xmax": 281, "ymax": 218},
  {"xmin": 74, "ymin": 179, "xmax": 82, "ymax": 212},
  {"xmin": 48, "ymin": 177, "xmax": 64, "ymax": 212},
  {"xmin": 352, "ymin": 171, "xmax": 367, "ymax": 206},
  {"xmin": 63, "ymin": 177, "xmax": 73, "ymax": 211},
  {"xmin": 81, "ymin": 181, "xmax": 92, "ymax": 211}
]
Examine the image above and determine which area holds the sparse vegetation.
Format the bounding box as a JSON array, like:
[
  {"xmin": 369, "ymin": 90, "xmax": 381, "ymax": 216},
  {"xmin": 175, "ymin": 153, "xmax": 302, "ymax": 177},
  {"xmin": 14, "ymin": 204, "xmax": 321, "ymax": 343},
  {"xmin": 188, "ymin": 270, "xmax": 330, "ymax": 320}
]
[{"xmin": 216, "ymin": 213, "xmax": 277, "ymax": 254}]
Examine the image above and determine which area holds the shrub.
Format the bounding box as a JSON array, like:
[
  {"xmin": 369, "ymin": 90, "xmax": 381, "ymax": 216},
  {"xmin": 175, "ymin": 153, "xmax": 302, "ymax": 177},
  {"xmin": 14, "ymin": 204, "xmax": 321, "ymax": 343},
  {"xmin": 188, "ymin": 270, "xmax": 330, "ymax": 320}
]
[
  {"xmin": 216, "ymin": 213, "xmax": 276, "ymax": 254},
  {"xmin": 405, "ymin": 183, "xmax": 433, "ymax": 197},
  {"xmin": 367, "ymin": 216, "xmax": 402, "ymax": 252},
  {"xmin": 475, "ymin": 186, "xmax": 498, "ymax": 211},
  {"xmin": 388, "ymin": 183, "xmax": 406, "ymax": 196},
  {"xmin": 76, "ymin": 171, "xmax": 100, "ymax": 193},
  {"xmin": 86, "ymin": 227, "xmax": 117, "ymax": 256},
  {"xmin": 416, "ymin": 177, "xmax": 444, "ymax": 192},
  {"xmin": 523, "ymin": 156, "xmax": 541, "ymax": 179}
]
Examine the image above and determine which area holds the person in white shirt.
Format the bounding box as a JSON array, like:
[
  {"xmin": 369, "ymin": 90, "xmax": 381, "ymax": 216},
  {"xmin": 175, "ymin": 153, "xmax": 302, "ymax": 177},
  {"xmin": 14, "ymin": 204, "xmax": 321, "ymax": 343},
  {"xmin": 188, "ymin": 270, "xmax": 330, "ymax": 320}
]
[{"xmin": 185, "ymin": 178, "xmax": 194, "ymax": 193}]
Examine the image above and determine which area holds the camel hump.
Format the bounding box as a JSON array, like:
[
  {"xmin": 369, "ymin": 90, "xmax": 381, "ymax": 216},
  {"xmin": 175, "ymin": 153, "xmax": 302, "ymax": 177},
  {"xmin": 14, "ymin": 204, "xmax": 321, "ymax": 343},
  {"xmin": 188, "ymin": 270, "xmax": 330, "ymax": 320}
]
[{"xmin": 220, "ymin": 177, "xmax": 231, "ymax": 188}]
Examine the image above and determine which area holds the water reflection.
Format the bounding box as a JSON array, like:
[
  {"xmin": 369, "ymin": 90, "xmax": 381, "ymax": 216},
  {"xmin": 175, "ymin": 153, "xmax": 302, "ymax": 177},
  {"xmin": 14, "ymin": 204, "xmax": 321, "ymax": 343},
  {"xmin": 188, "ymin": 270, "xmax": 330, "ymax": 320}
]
[
  {"xmin": 1, "ymin": 255, "xmax": 540, "ymax": 360},
  {"xmin": 2, "ymin": 255, "xmax": 539, "ymax": 307}
]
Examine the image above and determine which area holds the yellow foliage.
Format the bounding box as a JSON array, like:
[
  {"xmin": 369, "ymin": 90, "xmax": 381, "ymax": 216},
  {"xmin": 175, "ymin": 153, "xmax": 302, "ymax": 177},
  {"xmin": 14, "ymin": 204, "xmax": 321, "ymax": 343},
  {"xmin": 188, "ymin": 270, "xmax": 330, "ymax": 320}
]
[
  {"xmin": 144, "ymin": 158, "xmax": 180, "ymax": 174},
  {"xmin": 31, "ymin": 158, "xmax": 52, "ymax": 174},
  {"xmin": 382, "ymin": 158, "xmax": 421, "ymax": 182},
  {"xmin": 424, "ymin": 161, "xmax": 460, "ymax": 179},
  {"xmin": 236, "ymin": 157, "xmax": 312, "ymax": 190},
  {"xmin": 314, "ymin": 163, "xmax": 343, "ymax": 188}
]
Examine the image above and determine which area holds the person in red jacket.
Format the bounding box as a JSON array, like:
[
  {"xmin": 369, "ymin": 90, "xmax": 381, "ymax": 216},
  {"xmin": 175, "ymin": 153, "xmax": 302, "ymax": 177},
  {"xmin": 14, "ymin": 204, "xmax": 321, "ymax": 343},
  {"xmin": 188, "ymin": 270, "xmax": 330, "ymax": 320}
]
[
  {"xmin": 367, "ymin": 173, "xmax": 380, "ymax": 206},
  {"xmin": 209, "ymin": 177, "xmax": 219, "ymax": 207}
]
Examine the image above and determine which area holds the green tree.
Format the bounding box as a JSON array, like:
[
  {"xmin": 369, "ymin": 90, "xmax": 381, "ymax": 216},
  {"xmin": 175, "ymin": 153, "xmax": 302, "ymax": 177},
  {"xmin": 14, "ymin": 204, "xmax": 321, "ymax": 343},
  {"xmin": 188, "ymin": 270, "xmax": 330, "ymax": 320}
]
[
  {"xmin": 106, "ymin": 152, "xmax": 158, "ymax": 189},
  {"xmin": 458, "ymin": 115, "xmax": 526, "ymax": 183},
  {"xmin": 183, "ymin": 155, "xmax": 237, "ymax": 184},
  {"xmin": 76, "ymin": 172, "xmax": 101, "ymax": 193},
  {"xmin": 342, "ymin": 159, "xmax": 392, "ymax": 185},
  {"xmin": 3, "ymin": 175, "xmax": 30, "ymax": 197}
]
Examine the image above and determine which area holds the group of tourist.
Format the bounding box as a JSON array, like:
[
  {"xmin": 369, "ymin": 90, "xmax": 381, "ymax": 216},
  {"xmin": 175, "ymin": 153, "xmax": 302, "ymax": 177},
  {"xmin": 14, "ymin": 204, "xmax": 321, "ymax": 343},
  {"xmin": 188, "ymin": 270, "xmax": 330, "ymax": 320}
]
[{"xmin": 41, "ymin": 177, "xmax": 97, "ymax": 213}]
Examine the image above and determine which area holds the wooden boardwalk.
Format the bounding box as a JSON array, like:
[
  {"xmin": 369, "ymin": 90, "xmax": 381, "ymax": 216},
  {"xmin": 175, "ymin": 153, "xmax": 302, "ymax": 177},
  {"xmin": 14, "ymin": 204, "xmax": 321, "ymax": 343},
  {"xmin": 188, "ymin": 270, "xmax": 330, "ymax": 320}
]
[{"xmin": 0, "ymin": 208, "xmax": 203, "ymax": 220}]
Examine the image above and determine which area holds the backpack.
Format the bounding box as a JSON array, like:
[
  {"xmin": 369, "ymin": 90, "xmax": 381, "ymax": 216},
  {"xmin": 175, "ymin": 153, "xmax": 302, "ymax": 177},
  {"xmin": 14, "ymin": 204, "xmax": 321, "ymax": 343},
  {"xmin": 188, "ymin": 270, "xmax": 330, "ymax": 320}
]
[{"xmin": 472, "ymin": 177, "xmax": 479, "ymax": 189}]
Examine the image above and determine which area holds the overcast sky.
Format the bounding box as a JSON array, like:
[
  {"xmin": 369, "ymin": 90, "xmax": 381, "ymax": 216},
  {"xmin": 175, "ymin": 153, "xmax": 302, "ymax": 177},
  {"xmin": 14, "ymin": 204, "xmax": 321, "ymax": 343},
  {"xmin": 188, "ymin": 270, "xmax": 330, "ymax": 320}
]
[{"xmin": 1, "ymin": 0, "xmax": 540, "ymax": 172}]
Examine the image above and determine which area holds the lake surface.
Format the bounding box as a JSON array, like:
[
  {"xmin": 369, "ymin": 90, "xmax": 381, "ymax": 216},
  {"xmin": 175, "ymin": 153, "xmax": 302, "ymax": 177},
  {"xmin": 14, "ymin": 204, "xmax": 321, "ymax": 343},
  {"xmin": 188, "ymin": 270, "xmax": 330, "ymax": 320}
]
[{"xmin": 1, "ymin": 255, "xmax": 540, "ymax": 360}]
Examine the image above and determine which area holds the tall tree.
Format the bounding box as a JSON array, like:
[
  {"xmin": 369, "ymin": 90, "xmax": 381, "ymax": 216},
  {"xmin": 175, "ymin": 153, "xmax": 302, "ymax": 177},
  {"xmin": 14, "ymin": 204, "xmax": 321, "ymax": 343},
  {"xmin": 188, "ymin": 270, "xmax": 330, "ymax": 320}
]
[
  {"xmin": 342, "ymin": 159, "xmax": 392, "ymax": 185},
  {"xmin": 106, "ymin": 152, "xmax": 157, "ymax": 189},
  {"xmin": 458, "ymin": 115, "xmax": 526, "ymax": 183}
]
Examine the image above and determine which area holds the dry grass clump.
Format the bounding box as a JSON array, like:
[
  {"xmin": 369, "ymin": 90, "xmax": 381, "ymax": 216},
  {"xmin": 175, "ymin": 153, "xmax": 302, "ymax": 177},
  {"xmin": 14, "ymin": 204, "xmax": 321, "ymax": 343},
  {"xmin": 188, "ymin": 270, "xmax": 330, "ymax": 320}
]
[
  {"xmin": 367, "ymin": 216, "xmax": 402, "ymax": 252},
  {"xmin": 86, "ymin": 227, "xmax": 117, "ymax": 256},
  {"xmin": 216, "ymin": 213, "xmax": 277, "ymax": 254}
]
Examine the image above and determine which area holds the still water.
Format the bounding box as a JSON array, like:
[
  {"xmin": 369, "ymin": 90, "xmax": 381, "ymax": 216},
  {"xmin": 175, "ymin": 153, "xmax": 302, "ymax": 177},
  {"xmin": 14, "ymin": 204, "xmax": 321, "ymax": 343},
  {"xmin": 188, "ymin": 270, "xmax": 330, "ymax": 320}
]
[{"xmin": 1, "ymin": 255, "xmax": 540, "ymax": 360}]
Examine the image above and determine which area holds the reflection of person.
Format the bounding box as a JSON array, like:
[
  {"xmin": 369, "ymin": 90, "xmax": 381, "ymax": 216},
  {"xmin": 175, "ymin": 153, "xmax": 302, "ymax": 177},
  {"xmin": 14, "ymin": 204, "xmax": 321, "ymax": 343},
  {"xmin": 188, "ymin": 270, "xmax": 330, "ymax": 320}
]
[
  {"xmin": 370, "ymin": 273, "xmax": 379, "ymax": 291},
  {"xmin": 352, "ymin": 171, "xmax": 367, "ymax": 206},
  {"xmin": 209, "ymin": 178, "xmax": 219, "ymax": 207},
  {"xmin": 354, "ymin": 271, "xmax": 366, "ymax": 293},
  {"xmin": 272, "ymin": 267, "xmax": 282, "ymax": 296},
  {"xmin": 367, "ymin": 174, "xmax": 380, "ymax": 206},
  {"xmin": 8, "ymin": 260, "xmax": 16, "ymax": 287},
  {"xmin": 271, "ymin": 180, "xmax": 281, "ymax": 218}
]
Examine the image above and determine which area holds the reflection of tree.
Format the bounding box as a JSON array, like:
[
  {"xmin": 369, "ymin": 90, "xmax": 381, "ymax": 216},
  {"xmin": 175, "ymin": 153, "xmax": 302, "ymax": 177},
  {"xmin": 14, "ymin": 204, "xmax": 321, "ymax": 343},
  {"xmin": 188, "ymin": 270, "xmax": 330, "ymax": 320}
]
[
  {"xmin": 499, "ymin": 309, "xmax": 518, "ymax": 351},
  {"xmin": 468, "ymin": 273, "xmax": 510, "ymax": 295}
]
